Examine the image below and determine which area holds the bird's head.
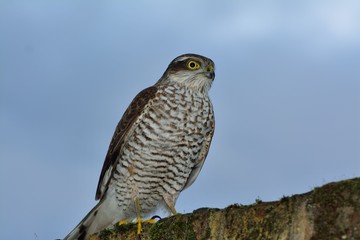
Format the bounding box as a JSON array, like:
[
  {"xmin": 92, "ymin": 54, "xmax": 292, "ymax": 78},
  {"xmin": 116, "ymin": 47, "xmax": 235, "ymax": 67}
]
[{"xmin": 157, "ymin": 53, "xmax": 215, "ymax": 92}]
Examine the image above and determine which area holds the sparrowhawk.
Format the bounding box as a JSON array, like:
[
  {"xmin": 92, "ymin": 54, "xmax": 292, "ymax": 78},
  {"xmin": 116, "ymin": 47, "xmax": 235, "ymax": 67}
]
[{"xmin": 64, "ymin": 53, "xmax": 215, "ymax": 239}]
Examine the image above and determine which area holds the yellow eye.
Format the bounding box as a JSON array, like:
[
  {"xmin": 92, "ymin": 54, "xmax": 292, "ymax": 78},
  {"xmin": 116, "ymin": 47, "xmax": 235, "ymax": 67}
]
[{"xmin": 187, "ymin": 60, "xmax": 200, "ymax": 70}]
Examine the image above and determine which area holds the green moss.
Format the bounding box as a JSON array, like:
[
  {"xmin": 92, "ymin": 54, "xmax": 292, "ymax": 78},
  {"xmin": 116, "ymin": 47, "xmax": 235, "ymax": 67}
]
[
  {"xmin": 310, "ymin": 178, "xmax": 360, "ymax": 239},
  {"xmin": 280, "ymin": 195, "xmax": 290, "ymax": 203},
  {"xmin": 255, "ymin": 198, "xmax": 263, "ymax": 204},
  {"xmin": 149, "ymin": 214, "xmax": 196, "ymax": 240},
  {"xmin": 97, "ymin": 228, "xmax": 113, "ymax": 240},
  {"xmin": 113, "ymin": 221, "xmax": 137, "ymax": 233},
  {"xmin": 90, "ymin": 178, "xmax": 360, "ymax": 240}
]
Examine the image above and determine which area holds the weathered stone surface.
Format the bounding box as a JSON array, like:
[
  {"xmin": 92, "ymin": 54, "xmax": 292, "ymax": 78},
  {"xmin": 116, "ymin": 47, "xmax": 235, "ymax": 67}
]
[{"xmin": 89, "ymin": 177, "xmax": 360, "ymax": 240}]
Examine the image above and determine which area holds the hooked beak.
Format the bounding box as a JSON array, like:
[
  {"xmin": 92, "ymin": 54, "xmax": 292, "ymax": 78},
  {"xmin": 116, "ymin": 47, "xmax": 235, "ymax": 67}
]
[
  {"xmin": 205, "ymin": 70, "xmax": 215, "ymax": 79},
  {"xmin": 204, "ymin": 65, "xmax": 215, "ymax": 80}
]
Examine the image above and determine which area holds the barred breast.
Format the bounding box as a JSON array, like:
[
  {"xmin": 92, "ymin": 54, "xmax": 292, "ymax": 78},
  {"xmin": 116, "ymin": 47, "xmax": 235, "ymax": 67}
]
[{"xmin": 109, "ymin": 84, "xmax": 214, "ymax": 220}]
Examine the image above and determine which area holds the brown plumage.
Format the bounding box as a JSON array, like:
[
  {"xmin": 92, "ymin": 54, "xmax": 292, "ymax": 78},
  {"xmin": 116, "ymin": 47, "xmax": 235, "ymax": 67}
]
[
  {"xmin": 95, "ymin": 86, "xmax": 158, "ymax": 200},
  {"xmin": 64, "ymin": 53, "xmax": 215, "ymax": 240}
]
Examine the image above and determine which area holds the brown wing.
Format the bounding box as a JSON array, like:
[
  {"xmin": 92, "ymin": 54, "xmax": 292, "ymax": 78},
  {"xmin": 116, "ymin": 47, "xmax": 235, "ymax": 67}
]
[{"xmin": 95, "ymin": 86, "xmax": 158, "ymax": 200}]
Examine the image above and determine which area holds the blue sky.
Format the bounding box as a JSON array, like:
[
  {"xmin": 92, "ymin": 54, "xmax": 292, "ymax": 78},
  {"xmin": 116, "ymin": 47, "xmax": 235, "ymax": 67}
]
[{"xmin": 1, "ymin": 1, "xmax": 359, "ymax": 239}]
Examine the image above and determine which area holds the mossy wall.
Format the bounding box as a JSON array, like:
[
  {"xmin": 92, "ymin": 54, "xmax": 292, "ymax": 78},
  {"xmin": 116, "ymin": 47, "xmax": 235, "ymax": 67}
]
[{"xmin": 88, "ymin": 178, "xmax": 360, "ymax": 240}]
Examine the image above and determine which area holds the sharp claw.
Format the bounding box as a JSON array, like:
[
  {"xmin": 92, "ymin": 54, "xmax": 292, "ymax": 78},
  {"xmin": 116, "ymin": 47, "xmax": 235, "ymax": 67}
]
[{"xmin": 150, "ymin": 215, "xmax": 162, "ymax": 220}]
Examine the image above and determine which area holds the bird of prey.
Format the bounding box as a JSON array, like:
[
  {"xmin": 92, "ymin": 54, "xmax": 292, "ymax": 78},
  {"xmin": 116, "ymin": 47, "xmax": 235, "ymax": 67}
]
[{"xmin": 64, "ymin": 53, "xmax": 215, "ymax": 240}]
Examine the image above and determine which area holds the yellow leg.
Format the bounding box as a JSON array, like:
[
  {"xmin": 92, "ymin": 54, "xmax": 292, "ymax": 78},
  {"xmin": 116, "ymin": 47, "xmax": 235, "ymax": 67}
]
[
  {"xmin": 118, "ymin": 198, "xmax": 158, "ymax": 235},
  {"xmin": 134, "ymin": 198, "xmax": 158, "ymax": 234},
  {"xmin": 135, "ymin": 197, "xmax": 143, "ymax": 235}
]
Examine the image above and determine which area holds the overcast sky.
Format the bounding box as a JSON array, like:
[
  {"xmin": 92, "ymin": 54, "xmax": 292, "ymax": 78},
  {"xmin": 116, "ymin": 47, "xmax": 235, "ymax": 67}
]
[{"xmin": 1, "ymin": 1, "xmax": 360, "ymax": 239}]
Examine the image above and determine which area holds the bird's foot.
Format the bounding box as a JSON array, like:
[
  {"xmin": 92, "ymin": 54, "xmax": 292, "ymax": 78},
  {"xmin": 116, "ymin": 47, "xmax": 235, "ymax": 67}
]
[
  {"xmin": 145, "ymin": 215, "xmax": 162, "ymax": 224},
  {"xmin": 134, "ymin": 218, "xmax": 142, "ymax": 235},
  {"xmin": 118, "ymin": 220, "xmax": 130, "ymax": 225},
  {"xmin": 134, "ymin": 215, "xmax": 161, "ymax": 234}
]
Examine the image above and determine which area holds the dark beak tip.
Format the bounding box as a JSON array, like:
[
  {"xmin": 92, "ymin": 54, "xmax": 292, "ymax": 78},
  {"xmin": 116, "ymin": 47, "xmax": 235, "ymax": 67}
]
[{"xmin": 206, "ymin": 71, "xmax": 215, "ymax": 79}]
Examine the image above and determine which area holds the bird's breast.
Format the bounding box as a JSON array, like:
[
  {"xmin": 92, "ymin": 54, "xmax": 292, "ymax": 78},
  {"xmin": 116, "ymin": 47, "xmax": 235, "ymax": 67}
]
[{"xmin": 112, "ymin": 85, "xmax": 214, "ymax": 215}]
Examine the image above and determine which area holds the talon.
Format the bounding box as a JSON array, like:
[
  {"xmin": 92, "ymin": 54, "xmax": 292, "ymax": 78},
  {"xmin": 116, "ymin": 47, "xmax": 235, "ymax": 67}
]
[{"xmin": 151, "ymin": 215, "xmax": 162, "ymax": 221}]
